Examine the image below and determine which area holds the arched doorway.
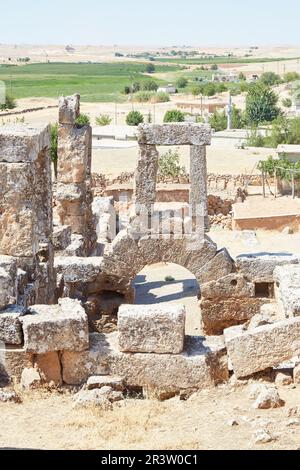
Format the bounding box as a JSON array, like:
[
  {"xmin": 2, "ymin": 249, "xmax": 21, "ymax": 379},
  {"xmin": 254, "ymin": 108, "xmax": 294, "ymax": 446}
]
[{"xmin": 132, "ymin": 262, "xmax": 201, "ymax": 336}]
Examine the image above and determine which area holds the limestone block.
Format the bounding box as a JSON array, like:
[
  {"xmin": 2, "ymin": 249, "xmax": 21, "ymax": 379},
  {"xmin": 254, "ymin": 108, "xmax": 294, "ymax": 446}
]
[
  {"xmin": 201, "ymin": 297, "xmax": 265, "ymax": 335},
  {"xmin": 0, "ymin": 345, "xmax": 33, "ymax": 382},
  {"xmin": 58, "ymin": 94, "xmax": 80, "ymax": 125},
  {"xmin": 92, "ymin": 196, "xmax": 114, "ymax": 215},
  {"xmin": 197, "ymin": 249, "xmax": 234, "ymax": 284},
  {"xmin": 118, "ymin": 304, "xmax": 185, "ymax": 354},
  {"xmin": 21, "ymin": 367, "xmax": 43, "ymax": 390},
  {"xmin": 52, "ymin": 225, "xmax": 72, "ymax": 251},
  {"xmin": 86, "ymin": 375, "xmax": 124, "ymax": 391},
  {"xmin": 56, "ymin": 183, "xmax": 86, "ymax": 204},
  {"xmin": 21, "ymin": 298, "xmax": 89, "ymax": 354},
  {"xmin": 61, "ymin": 332, "xmax": 229, "ymax": 391},
  {"xmin": 134, "ymin": 144, "xmax": 158, "ymax": 208},
  {"xmin": 225, "ymin": 317, "xmax": 300, "ymax": 378},
  {"xmin": 35, "ymin": 352, "xmax": 62, "ymax": 385},
  {"xmin": 61, "ymin": 333, "xmax": 110, "ymax": 384},
  {"xmin": 0, "ymin": 305, "xmax": 24, "ymax": 345},
  {"xmin": 274, "ymin": 265, "xmax": 300, "ymax": 317},
  {"xmin": 63, "ymin": 234, "xmax": 85, "ymax": 257},
  {"xmin": 54, "ymin": 256, "xmax": 102, "ymax": 283},
  {"xmin": 0, "ymin": 256, "xmax": 17, "ymax": 309},
  {"xmin": 57, "ymin": 125, "xmax": 91, "ymax": 184},
  {"xmin": 137, "ymin": 123, "xmax": 211, "ymax": 146},
  {"xmin": 201, "ymin": 274, "xmax": 254, "ymax": 300},
  {"xmin": 0, "ymin": 124, "xmax": 51, "ymax": 163},
  {"xmin": 236, "ymin": 253, "xmax": 299, "ymax": 283}
]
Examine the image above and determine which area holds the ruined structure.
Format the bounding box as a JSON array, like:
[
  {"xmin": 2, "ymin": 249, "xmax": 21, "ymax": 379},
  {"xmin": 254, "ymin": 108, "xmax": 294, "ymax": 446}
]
[{"xmin": 1, "ymin": 94, "xmax": 300, "ymax": 399}]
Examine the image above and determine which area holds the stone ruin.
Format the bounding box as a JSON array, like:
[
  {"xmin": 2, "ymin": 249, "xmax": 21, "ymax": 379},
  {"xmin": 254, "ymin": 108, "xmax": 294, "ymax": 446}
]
[{"xmin": 1, "ymin": 94, "xmax": 300, "ymax": 401}]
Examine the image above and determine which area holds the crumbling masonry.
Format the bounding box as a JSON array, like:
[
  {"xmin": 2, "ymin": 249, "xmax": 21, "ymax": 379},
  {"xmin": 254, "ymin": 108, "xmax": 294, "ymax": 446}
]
[{"xmin": 1, "ymin": 94, "xmax": 300, "ymax": 399}]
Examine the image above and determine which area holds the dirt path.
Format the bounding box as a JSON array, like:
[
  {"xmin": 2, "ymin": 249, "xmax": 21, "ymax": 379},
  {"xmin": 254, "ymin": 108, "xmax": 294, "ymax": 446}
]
[{"xmin": 1, "ymin": 383, "xmax": 300, "ymax": 450}]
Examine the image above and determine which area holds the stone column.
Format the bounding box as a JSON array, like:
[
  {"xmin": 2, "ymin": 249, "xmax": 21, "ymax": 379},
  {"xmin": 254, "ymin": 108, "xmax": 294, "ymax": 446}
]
[
  {"xmin": 134, "ymin": 144, "xmax": 159, "ymax": 213},
  {"xmin": 0, "ymin": 124, "xmax": 55, "ymax": 305},
  {"xmin": 56, "ymin": 94, "xmax": 96, "ymax": 256},
  {"xmin": 190, "ymin": 145, "xmax": 209, "ymax": 233}
]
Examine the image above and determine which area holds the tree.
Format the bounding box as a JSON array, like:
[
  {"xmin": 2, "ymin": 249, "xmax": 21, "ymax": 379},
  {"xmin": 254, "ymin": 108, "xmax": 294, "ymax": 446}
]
[
  {"xmin": 145, "ymin": 63, "xmax": 155, "ymax": 73},
  {"xmin": 141, "ymin": 80, "xmax": 158, "ymax": 91},
  {"xmin": 158, "ymin": 149, "xmax": 187, "ymax": 180},
  {"xmin": 260, "ymin": 72, "xmax": 281, "ymax": 86},
  {"xmin": 191, "ymin": 85, "xmax": 202, "ymax": 96},
  {"xmin": 126, "ymin": 110, "xmax": 144, "ymax": 126},
  {"xmin": 163, "ymin": 109, "xmax": 185, "ymax": 123},
  {"xmin": 284, "ymin": 72, "xmax": 300, "ymax": 83},
  {"xmin": 211, "ymin": 64, "xmax": 218, "ymax": 71},
  {"xmin": 95, "ymin": 114, "xmax": 112, "ymax": 126},
  {"xmin": 238, "ymin": 72, "xmax": 246, "ymax": 81},
  {"xmin": 123, "ymin": 86, "xmax": 131, "ymax": 95},
  {"xmin": 76, "ymin": 113, "xmax": 90, "ymax": 126},
  {"xmin": 209, "ymin": 109, "xmax": 227, "ymax": 131},
  {"xmin": 176, "ymin": 77, "xmax": 188, "ymax": 88},
  {"xmin": 50, "ymin": 124, "xmax": 58, "ymax": 179},
  {"xmin": 245, "ymin": 82, "xmax": 280, "ymax": 125}
]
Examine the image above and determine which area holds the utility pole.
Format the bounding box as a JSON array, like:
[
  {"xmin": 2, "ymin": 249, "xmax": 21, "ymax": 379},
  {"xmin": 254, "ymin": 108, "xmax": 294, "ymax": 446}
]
[{"xmin": 226, "ymin": 92, "xmax": 232, "ymax": 130}]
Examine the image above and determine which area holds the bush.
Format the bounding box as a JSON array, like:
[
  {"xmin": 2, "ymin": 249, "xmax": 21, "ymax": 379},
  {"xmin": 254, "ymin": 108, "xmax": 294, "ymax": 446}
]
[
  {"xmin": 150, "ymin": 92, "xmax": 170, "ymax": 103},
  {"xmin": 141, "ymin": 80, "xmax": 159, "ymax": 91},
  {"xmin": 258, "ymin": 156, "xmax": 300, "ymax": 181},
  {"xmin": 0, "ymin": 94, "xmax": 16, "ymax": 110},
  {"xmin": 246, "ymin": 128, "xmax": 266, "ymax": 147},
  {"xmin": 209, "ymin": 110, "xmax": 227, "ymax": 131},
  {"xmin": 282, "ymin": 97, "xmax": 292, "ymax": 108},
  {"xmin": 191, "ymin": 85, "xmax": 202, "ymax": 96},
  {"xmin": 245, "ymin": 82, "xmax": 280, "ymax": 125},
  {"xmin": 145, "ymin": 63, "xmax": 155, "ymax": 73},
  {"xmin": 135, "ymin": 91, "xmax": 153, "ymax": 102},
  {"xmin": 163, "ymin": 109, "xmax": 185, "ymax": 123},
  {"xmin": 211, "ymin": 64, "xmax": 218, "ymax": 70},
  {"xmin": 126, "ymin": 110, "xmax": 144, "ymax": 126},
  {"xmin": 176, "ymin": 77, "xmax": 188, "ymax": 88},
  {"xmin": 50, "ymin": 123, "xmax": 58, "ymax": 178},
  {"xmin": 76, "ymin": 113, "xmax": 90, "ymax": 126},
  {"xmin": 124, "ymin": 86, "xmax": 131, "ymax": 95},
  {"xmin": 260, "ymin": 72, "xmax": 281, "ymax": 86},
  {"xmin": 284, "ymin": 72, "xmax": 300, "ymax": 83},
  {"xmin": 158, "ymin": 149, "xmax": 187, "ymax": 179},
  {"xmin": 95, "ymin": 114, "xmax": 112, "ymax": 126},
  {"xmin": 238, "ymin": 72, "xmax": 246, "ymax": 81}
]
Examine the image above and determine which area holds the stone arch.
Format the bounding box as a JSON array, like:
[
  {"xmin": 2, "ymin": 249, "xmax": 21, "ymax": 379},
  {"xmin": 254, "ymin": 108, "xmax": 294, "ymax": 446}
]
[{"xmin": 101, "ymin": 229, "xmax": 235, "ymax": 293}]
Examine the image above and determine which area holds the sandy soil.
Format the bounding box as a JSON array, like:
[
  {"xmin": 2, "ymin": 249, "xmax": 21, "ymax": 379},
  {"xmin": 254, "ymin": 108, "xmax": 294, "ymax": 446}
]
[{"xmin": 1, "ymin": 383, "xmax": 300, "ymax": 450}]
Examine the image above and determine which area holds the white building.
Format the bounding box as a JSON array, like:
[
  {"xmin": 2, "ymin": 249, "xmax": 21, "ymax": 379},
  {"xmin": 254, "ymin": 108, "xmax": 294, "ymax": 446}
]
[{"xmin": 157, "ymin": 84, "xmax": 177, "ymax": 94}]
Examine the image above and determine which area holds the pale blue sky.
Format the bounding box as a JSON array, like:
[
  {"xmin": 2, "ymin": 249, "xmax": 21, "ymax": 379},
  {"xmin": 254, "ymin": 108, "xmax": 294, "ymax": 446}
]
[{"xmin": 1, "ymin": 0, "xmax": 299, "ymax": 46}]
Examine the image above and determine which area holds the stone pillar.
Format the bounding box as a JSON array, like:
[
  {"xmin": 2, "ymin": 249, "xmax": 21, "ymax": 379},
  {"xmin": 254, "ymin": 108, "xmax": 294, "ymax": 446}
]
[
  {"xmin": 56, "ymin": 94, "xmax": 96, "ymax": 256},
  {"xmin": 190, "ymin": 145, "xmax": 209, "ymax": 233},
  {"xmin": 134, "ymin": 144, "xmax": 159, "ymax": 213},
  {"xmin": 0, "ymin": 124, "xmax": 55, "ymax": 305}
]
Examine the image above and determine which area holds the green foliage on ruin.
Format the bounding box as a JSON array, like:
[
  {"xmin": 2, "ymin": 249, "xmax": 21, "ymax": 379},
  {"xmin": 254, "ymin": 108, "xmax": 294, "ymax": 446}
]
[
  {"xmin": 75, "ymin": 113, "xmax": 90, "ymax": 126},
  {"xmin": 158, "ymin": 149, "xmax": 187, "ymax": 180}
]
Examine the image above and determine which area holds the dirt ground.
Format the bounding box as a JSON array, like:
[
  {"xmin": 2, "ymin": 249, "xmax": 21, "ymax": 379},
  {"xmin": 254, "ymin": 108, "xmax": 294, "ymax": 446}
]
[{"xmin": 1, "ymin": 383, "xmax": 300, "ymax": 450}]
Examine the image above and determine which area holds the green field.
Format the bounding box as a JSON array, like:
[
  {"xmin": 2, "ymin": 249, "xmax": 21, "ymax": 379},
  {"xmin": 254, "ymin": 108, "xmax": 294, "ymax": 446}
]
[
  {"xmin": 155, "ymin": 56, "xmax": 300, "ymax": 65},
  {"xmin": 0, "ymin": 62, "xmax": 179, "ymax": 102}
]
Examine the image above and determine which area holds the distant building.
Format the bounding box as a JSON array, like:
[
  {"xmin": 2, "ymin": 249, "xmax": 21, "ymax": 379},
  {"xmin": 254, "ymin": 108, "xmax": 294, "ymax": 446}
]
[
  {"xmin": 277, "ymin": 144, "xmax": 300, "ymax": 163},
  {"xmin": 157, "ymin": 84, "xmax": 177, "ymax": 94},
  {"xmin": 177, "ymin": 101, "xmax": 225, "ymax": 114},
  {"xmin": 212, "ymin": 73, "xmax": 239, "ymax": 83}
]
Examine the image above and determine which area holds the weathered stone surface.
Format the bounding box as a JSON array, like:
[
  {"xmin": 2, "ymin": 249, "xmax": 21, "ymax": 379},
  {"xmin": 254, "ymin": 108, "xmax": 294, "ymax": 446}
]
[
  {"xmin": 63, "ymin": 234, "xmax": 85, "ymax": 257},
  {"xmin": 0, "ymin": 124, "xmax": 50, "ymax": 163},
  {"xmin": 275, "ymin": 370, "xmax": 293, "ymax": 386},
  {"xmin": 61, "ymin": 333, "xmax": 110, "ymax": 385},
  {"xmin": 201, "ymin": 298, "xmax": 265, "ymax": 335},
  {"xmin": 73, "ymin": 387, "xmax": 123, "ymax": 409},
  {"xmin": 92, "ymin": 196, "xmax": 116, "ymax": 242},
  {"xmin": 35, "ymin": 352, "xmax": 62, "ymax": 385},
  {"xmin": 21, "ymin": 298, "xmax": 89, "ymax": 354},
  {"xmin": 137, "ymin": 123, "xmax": 211, "ymax": 146},
  {"xmin": 225, "ymin": 317, "xmax": 300, "ymax": 378},
  {"xmin": 0, "ymin": 305, "xmax": 23, "ymax": 345},
  {"xmin": 54, "ymin": 256, "xmax": 102, "ymax": 283},
  {"xmin": 58, "ymin": 94, "xmax": 80, "ymax": 125},
  {"xmin": 253, "ymin": 429, "xmax": 274, "ymax": 444},
  {"xmin": 62, "ymin": 332, "xmax": 228, "ymax": 391},
  {"xmin": 118, "ymin": 304, "xmax": 185, "ymax": 354},
  {"xmin": 197, "ymin": 249, "xmax": 234, "ymax": 284},
  {"xmin": 201, "ymin": 274, "xmax": 254, "ymax": 300},
  {"xmin": 86, "ymin": 375, "xmax": 124, "ymax": 391},
  {"xmin": 236, "ymin": 253, "xmax": 299, "ymax": 283},
  {"xmin": 52, "ymin": 225, "xmax": 72, "ymax": 251},
  {"xmin": 134, "ymin": 144, "xmax": 158, "ymax": 210},
  {"xmin": 190, "ymin": 145, "xmax": 208, "ymax": 232},
  {"xmin": 0, "ymin": 345, "xmax": 33, "ymax": 382},
  {"xmin": 274, "ymin": 265, "xmax": 300, "ymax": 317},
  {"xmin": 21, "ymin": 367, "xmax": 42, "ymax": 390},
  {"xmin": 0, "ymin": 256, "xmax": 17, "ymax": 309},
  {"xmin": 253, "ymin": 386, "xmax": 285, "ymax": 409}
]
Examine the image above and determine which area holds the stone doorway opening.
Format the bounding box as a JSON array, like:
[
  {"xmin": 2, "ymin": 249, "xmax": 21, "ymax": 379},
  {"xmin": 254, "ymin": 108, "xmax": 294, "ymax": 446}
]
[{"xmin": 132, "ymin": 262, "xmax": 201, "ymax": 336}]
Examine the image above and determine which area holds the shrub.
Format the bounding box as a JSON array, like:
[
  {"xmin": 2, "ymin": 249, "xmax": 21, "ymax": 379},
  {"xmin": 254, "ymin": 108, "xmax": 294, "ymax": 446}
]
[
  {"xmin": 176, "ymin": 77, "xmax": 188, "ymax": 88},
  {"xmin": 163, "ymin": 109, "xmax": 185, "ymax": 122},
  {"xmin": 95, "ymin": 114, "xmax": 112, "ymax": 126},
  {"xmin": 260, "ymin": 72, "xmax": 281, "ymax": 86},
  {"xmin": 0, "ymin": 94, "xmax": 16, "ymax": 111},
  {"xmin": 158, "ymin": 149, "xmax": 187, "ymax": 179},
  {"xmin": 246, "ymin": 128, "xmax": 266, "ymax": 147},
  {"xmin": 135, "ymin": 91, "xmax": 152, "ymax": 102},
  {"xmin": 126, "ymin": 110, "xmax": 144, "ymax": 126},
  {"xmin": 238, "ymin": 72, "xmax": 246, "ymax": 81},
  {"xmin": 284, "ymin": 72, "xmax": 300, "ymax": 83},
  {"xmin": 50, "ymin": 123, "xmax": 58, "ymax": 178},
  {"xmin": 211, "ymin": 64, "xmax": 218, "ymax": 70},
  {"xmin": 76, "ymin": 113, "xmax": 90, "ymax": 126},
  {"xmin": 191, "ymin": 85, "xmax": 202, "ymax": 96},
  {"xmin": 141, "ymin": 80, "xmax": 159, "ymax": 91},
  {"xmin": 145, "ymin": 63, "xmax": 155, "ymax": 73},
  {"xmin": 123, "ymin": 86, "xmax": 131, "ymax": 95},
  {"xmin": 150, "ymin": 92, "xmax": 170, "ymax": 103},
  {"xmin": 282, "ymin": 97, "xmax": 292, "ymax": 108}
]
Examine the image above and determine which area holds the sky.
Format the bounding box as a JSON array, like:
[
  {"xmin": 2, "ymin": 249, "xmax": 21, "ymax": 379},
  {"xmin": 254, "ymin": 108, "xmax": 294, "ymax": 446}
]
[{"xmin": 1, "ymin": 0, "xmax": 300, "ymax": 46}]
